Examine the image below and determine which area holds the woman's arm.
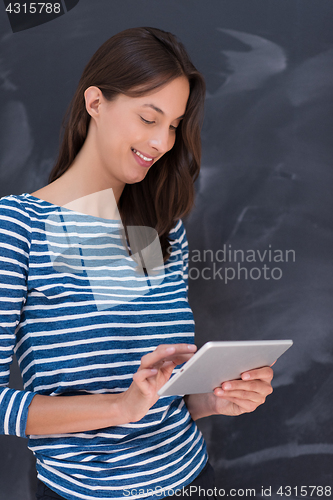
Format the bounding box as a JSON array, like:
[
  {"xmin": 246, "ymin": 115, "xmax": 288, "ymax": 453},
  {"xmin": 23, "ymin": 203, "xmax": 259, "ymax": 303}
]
[
  {"xmin": 26, "ymin": 343, "xmax": 197, "ymax": 435},
  {"xmin": 25, "ymin": 393, "xmax": 124, "ymax": 435},
  {"xmin": 0, "ymin": 197, "xmax": 36, "ymax": 437},
  {"xmin": 184, "ymin": 366, "xmax": 274, "ymax": 421}
]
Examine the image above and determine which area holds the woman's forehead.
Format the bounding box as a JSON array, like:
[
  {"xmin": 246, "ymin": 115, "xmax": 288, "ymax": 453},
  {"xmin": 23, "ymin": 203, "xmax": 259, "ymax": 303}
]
[{"xmin": 121, "ymin": 77, "xmax": 190, "ymax": 116}]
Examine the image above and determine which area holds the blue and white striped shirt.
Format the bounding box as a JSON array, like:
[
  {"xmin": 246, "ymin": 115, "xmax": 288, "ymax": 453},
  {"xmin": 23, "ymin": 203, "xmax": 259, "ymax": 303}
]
[{"xmin": 0, "ymin": 193, "xmax": 207, "ymax": 500}]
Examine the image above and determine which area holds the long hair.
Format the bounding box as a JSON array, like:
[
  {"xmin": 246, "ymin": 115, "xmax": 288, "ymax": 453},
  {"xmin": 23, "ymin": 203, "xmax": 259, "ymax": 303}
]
[{"xmin": 48, "ymin": 27, "xmax": 206, "ymax": 262}]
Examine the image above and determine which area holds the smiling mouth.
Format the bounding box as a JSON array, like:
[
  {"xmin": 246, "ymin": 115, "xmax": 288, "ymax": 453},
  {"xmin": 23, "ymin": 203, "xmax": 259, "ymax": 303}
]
[{"xmin": 131, "ymin": 148, "xmax": 155, "ymax": 162}]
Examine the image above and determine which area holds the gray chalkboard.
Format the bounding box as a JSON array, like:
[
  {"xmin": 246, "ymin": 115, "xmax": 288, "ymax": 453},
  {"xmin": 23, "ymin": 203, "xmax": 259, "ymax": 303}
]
[{"xmin": 0, "ymin": 1, "xmax": 332, "ymax": 498}]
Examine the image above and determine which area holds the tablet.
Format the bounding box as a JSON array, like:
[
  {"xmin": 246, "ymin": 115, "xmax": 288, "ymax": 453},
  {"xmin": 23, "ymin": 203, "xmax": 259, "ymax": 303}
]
[{"xmin": 157, "ymin": 339, "xmax": 293, "ymax": 397}]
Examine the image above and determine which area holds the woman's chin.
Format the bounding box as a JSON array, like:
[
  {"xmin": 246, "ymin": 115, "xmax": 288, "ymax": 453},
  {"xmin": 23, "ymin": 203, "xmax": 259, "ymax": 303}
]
[{"xmin": 126, "ymin": 169, "xmax": 150, "ymax": 184}]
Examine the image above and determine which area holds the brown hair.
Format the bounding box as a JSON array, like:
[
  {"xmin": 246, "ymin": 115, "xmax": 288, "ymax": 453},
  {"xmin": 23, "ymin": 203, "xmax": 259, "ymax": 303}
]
[{"xmin": 48, "ymin": 27, "xmax": 206, "ymax": 262}]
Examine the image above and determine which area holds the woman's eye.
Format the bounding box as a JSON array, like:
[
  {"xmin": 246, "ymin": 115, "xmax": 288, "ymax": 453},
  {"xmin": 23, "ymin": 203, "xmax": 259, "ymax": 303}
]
[{"xmin": 140, "ymin": 116, "xmax": 154, "ymax": 125}]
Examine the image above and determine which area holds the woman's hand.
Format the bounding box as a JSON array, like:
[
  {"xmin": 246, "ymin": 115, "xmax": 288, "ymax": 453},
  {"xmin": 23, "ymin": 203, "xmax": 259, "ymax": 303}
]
[
  {"xmin": 211, "ymin": 366, "xmax": 274, "ymax": 416},
  {"xmin": 26, "ymin": 344, "xmax": 197, "ymax": 435},
  {"xmin": 120, "ymin": 343, "xmax": 197, "ymax": 423},
  {"xmin": 184, "ymin": 366, "xmax": 274, "ymax": 420}
]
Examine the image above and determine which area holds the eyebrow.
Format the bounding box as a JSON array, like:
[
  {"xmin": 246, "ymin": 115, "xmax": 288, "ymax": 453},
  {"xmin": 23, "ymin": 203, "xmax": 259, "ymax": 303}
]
[{"xmin": 142, "ymin": 104, "xmax": 185, "ymax": 120}]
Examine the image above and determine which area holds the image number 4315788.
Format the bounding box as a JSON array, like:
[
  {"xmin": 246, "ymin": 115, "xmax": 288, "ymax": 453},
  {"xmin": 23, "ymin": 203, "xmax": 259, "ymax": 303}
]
[{"xmin": 3, "ymin": 0, "xmax": 80, "ymax": 32}]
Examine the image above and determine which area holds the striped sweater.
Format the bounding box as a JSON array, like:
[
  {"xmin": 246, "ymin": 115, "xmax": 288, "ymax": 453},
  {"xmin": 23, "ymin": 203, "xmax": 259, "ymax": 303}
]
[{"xmin": 0, "ymin": 193, "xmax": 207, "ymax": 500}]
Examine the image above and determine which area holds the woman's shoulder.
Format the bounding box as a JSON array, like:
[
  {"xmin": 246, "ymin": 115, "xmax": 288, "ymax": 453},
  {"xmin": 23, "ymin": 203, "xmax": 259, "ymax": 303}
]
[
  {"xmin": 0, "ymin": 193, "xmax": 32, "ymax": 217},
  {"xmin": 0, "ymin": 192, "xmax": 58, "ymax": 229},
  {"xmin": 0, "ymin": 194, "xmax": 34, "ymax": 247},
  {"xmin": 0, "ymin": 192, "xmax": 60, "ymax": 217}
]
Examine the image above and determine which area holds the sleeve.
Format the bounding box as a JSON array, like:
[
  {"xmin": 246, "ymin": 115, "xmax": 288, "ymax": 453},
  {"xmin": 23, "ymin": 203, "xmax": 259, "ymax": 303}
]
[
  {"xmin": 169, "ymin": 219, "xmax": 190, "ymax": 296},
  {"xmin": 0, "ymin": 196, "xmax": 36, "ymax": 437}
]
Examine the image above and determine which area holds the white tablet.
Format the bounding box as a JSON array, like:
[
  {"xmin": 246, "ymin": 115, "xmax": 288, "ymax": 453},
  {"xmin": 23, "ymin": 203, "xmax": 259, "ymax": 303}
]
[{"xmin": 158, "ymin": 339, "xmax": 293, "ymax": 397}]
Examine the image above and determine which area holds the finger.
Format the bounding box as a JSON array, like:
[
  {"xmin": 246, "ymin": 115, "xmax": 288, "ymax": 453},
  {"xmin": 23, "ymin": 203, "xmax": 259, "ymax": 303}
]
[
  {"xmin": 241, "ymin": 366, "xmax": 274, "ymax": 382},
  {"xmin": 159, "ymin": 360, "xmax": 176, "ymax": 370},
  {"xmin": 133, "ymin": 368, "xmax": 158, "ymax": 384},
  {"xmin": 142, "ymin": 353, "xmax": 195, "ymax": 372},
  {"xmin": 140, "ymin": 344, "xmax": 197, "ymax": 370},
  {"xmin": 220, "ymin": 379, "xmax": 273, "ymax": 396},
  {"xmin": 214, "ymin": 388, "xmax": 268, "ymax": 405},
  {"xmin": 218, "ymin": 396, "xmax": 261, "ymax": 415}
]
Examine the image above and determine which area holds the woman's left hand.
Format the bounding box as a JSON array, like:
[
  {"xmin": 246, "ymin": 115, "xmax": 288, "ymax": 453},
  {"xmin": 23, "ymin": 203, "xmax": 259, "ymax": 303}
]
[
  {"xmin": 184, "ymin": 366, "xmax": 274, "ymax": 420},
  {"xmin": 211, "ymin": 366, "xmax": 274, "ymax": 416}
]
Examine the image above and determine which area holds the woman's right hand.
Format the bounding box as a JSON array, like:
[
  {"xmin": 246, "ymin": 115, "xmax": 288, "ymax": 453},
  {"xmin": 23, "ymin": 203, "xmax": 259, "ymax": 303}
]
[
  {"xmin": 25, "ymin": 343, "xmax": 197, "ymax": 435},
  {"xmin": 119, "ymin": 343, "xmax": 197, "ymax": 422}
]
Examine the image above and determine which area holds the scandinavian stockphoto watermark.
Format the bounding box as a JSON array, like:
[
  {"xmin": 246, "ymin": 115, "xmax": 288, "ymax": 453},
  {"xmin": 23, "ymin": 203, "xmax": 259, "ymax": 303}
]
[
  {"xmin": 45, "ymin": 187, "xmax": 295, "ymax": 312},
  {"xmin": 168, "ymin": 244, "xmax": 296, "ymax": 283}
]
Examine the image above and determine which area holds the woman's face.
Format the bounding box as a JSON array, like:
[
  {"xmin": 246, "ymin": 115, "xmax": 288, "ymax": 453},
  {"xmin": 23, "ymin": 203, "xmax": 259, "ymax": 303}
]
[{"xmin": 86, "ymin": 76, "xmax": 190, "ymax": 190}]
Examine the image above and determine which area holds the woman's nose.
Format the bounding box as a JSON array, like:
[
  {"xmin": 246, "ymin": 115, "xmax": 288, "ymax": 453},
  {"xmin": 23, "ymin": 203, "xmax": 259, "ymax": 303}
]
[{"xmin": 148, "ymin": 128, "xmax": 174, "ymax": 154}]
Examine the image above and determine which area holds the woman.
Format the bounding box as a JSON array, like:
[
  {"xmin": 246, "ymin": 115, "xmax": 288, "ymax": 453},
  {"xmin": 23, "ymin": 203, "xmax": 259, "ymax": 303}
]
[{"xmin": 0, "ymin": 28, "xmax": 273, "ymax": 500}]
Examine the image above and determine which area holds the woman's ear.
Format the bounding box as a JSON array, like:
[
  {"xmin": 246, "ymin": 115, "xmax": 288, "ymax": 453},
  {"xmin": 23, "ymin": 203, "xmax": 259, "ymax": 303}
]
[{"xmin": 84, "ymin": 86, "xmax": 103, "ymax": 119}]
